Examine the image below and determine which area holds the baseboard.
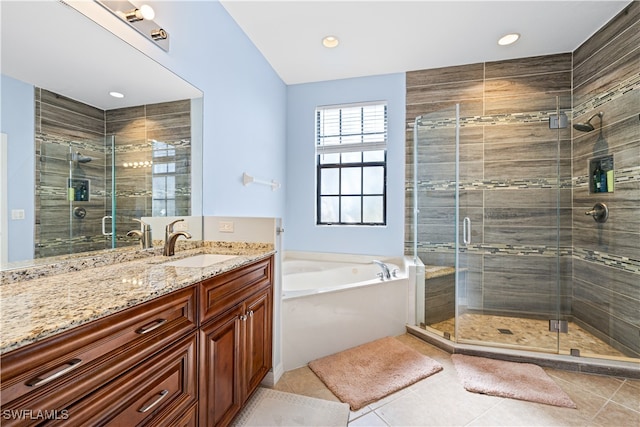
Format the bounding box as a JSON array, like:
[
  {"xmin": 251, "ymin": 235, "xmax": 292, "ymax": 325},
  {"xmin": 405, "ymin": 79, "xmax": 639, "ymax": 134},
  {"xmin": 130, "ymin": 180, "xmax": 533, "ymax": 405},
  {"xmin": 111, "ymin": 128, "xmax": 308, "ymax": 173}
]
[{"xmin": 261, "ymin": 362, "xmax": 284, "ymax": 387}]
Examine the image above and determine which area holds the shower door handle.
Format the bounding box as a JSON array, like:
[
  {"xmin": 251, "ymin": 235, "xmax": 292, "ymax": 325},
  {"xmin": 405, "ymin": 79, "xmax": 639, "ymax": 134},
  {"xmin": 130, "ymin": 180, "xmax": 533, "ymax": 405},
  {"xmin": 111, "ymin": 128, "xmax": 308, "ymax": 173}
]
[
  {"xmin": 102, "ymin": 216, "xmax": 113, "ymax": 236},
  {"xmin": 462, "ymin": 217, "xmax": 471, "ymax": 245}
]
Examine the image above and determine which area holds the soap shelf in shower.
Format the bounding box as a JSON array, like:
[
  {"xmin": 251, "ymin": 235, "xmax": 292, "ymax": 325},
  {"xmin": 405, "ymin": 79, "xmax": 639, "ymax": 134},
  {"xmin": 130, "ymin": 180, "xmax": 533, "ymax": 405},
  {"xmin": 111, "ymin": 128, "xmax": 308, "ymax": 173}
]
[{"xmin": 589, "ymin": 155, "xmax": 614, "ymax": 194}]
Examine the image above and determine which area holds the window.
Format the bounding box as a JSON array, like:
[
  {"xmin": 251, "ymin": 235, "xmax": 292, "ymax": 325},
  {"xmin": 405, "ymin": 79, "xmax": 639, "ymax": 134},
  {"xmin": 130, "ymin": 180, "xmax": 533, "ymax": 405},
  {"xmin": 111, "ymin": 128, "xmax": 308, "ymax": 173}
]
[
  {"xmin": 152, "ymin": 140, "xmax": 177, "ymax": 216},
  {"xmin": 316, "ymin": 102, "xmax": 387, "ymax": 225}
]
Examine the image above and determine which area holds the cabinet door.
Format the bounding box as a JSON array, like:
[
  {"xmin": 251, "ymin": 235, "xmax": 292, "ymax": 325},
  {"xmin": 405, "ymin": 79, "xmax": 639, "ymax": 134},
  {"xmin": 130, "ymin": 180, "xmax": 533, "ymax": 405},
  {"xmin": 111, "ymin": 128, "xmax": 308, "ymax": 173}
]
[
  {"xmin": 199, "ymin": 307, "xmax": 244, "ymax": 427},
  {"xmin": 244, "ymin": 288, "xmax": 272, "ymax": 397}
]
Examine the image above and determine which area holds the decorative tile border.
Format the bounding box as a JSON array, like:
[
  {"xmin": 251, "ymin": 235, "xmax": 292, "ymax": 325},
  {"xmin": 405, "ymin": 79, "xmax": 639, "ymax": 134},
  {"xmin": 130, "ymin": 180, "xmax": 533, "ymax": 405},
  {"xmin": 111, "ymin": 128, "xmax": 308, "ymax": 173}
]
[
  {"xmin": 573, "ymin": 247, "xmax": 640, "ymax": 274},
  {"xmin": 573, "ymin": 72, "xmax": 640, "ymax": 117},
  {"xmin": 408, "ymin": 108, "xmax": 571, "ymax": 131},
  {"xmin": 407, "ymin": 177, "xmax": 573, "ymax": 191},
  {"xmin": 407, "ymin": 243, "xmax": 638, "ymax": 274}
]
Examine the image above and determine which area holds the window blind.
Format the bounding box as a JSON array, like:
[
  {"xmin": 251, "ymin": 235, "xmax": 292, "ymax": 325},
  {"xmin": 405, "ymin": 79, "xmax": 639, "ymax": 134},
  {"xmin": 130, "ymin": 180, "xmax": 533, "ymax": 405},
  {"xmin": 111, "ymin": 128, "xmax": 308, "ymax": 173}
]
[{"xmin": 316, "ymin": 103, "xmax": 387, "ymax": 155}]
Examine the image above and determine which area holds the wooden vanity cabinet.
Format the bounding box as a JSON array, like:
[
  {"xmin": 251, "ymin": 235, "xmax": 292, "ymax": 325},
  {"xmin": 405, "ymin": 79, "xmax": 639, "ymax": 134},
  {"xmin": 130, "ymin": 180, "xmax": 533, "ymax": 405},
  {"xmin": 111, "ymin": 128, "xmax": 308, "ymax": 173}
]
[
  {"xmin": 0, "ymin": 255, "xmax": 273, "ymax": 427},
  {"xmin": 198, "ymin": 257, "xmax": 273, "ymax": 427},
  {"xmin": 0, "ymin": 286, "xmax": 197, "ymax": 427}
]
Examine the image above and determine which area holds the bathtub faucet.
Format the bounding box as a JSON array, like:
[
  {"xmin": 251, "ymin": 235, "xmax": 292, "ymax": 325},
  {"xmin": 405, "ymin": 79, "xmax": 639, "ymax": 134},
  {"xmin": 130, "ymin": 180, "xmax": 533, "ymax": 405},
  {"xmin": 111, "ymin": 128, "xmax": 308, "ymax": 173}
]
[{"xmin": 373, "ymin": 260, "xmax": 391, "ymax": 280}]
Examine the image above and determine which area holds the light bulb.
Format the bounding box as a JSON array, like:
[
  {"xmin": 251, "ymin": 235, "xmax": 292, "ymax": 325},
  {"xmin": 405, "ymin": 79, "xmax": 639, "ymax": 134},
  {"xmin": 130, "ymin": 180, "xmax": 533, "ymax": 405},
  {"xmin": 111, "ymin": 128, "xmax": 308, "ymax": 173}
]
[{"xmin": 498, "ymin": 33, "xmax": 520, "ymax": 46}]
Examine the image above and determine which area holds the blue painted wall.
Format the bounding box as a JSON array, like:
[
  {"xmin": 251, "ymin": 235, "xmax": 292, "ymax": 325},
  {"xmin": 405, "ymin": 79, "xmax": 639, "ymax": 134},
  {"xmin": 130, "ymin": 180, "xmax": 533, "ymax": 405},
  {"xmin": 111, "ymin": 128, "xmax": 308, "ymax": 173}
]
[
  {"xmin": 285, "ymin": 73, "xmax": 406, "ymax": 256},
  {"xmin": 121, "ymin": 1, "xmax": 288, "ymax": 218},
  {"xmin": 0, "ymin": 75, "xmax": 35, "ymax": 262}
]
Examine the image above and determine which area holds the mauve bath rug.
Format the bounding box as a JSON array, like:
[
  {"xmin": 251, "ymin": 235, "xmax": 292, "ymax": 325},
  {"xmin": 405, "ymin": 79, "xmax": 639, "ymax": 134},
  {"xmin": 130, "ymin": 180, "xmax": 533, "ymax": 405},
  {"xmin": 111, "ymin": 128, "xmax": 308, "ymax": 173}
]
[
  {"xmin": 309, "ymin": 336, "xmax": 443, "ymax": 411},
  {"xmin": 451, "ymin": 354, "xmax": 577, "ymax": 408}
]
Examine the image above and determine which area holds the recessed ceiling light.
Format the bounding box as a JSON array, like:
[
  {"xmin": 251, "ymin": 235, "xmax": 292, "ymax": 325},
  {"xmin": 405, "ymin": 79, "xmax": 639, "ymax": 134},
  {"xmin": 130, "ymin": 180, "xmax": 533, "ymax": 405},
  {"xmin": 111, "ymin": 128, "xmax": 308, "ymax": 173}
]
[
  {"xmin": 322, "ymin": 36, "xmax": 339, "ymax": 48},
  {"xmin": 109, "ymin": 91, "xmax": 125, "ymax": 98},
  {"xmin": 498, "ymin": 33, "xmax": 520, "ymax": 46}
]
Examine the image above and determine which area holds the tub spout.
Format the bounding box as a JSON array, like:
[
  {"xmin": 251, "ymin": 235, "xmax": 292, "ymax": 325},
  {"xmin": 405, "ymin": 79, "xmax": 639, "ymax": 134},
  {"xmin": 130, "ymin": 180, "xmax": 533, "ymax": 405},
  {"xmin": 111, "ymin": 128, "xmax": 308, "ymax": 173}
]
[{"xmin": 373, "ymin": 260, "xmax": 391, "ymax": 280}]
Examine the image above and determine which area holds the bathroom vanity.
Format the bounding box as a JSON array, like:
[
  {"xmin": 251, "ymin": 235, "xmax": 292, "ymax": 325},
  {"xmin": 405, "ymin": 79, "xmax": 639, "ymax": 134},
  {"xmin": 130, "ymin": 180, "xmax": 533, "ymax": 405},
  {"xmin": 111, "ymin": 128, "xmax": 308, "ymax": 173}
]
[{"xmin": 0, "ymin": 248, "xmax": 273, "ymax": 427}]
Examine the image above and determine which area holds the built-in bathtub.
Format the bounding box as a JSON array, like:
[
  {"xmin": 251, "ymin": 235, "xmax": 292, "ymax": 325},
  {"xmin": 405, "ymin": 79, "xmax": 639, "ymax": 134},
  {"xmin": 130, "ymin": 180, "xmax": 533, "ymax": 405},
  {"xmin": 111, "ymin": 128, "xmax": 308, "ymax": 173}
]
[{"xmin": 281, "ymin": 251, "xmax": 418, "ymax": 371}]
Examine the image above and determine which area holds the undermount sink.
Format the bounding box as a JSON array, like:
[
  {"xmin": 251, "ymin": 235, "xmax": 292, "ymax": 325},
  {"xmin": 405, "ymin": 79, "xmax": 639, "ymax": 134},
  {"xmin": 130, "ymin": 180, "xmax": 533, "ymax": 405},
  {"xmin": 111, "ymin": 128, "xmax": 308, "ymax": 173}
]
[{"xmin": 164, "ymin": 254, "xmax": 238, "ymax": 268}]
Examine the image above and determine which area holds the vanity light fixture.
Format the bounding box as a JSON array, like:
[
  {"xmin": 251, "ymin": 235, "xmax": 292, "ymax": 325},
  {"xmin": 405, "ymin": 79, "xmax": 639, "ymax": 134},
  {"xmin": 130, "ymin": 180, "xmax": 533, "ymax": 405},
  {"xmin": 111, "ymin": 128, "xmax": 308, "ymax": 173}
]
[
  {"xmin": 124, "ymin": 4, "xmax": 155, "ymax": 22},
  {"xmin": 322, "ymin": 36, "xmax": 339, "ymax": 48},
  {"xmin": 109, "ymin": 91, "xmax": 125, "ymax": 98},
  {"xmin": 498, "ymin": 33, "xmax": 520, "ymax": 46},
  {"xmin": 151, "ymin": 28, "xmax": 168, "ymax": 41},
  {"xmin": 97, "ymin": 0, "xmax": 170, "ymax": 51}
]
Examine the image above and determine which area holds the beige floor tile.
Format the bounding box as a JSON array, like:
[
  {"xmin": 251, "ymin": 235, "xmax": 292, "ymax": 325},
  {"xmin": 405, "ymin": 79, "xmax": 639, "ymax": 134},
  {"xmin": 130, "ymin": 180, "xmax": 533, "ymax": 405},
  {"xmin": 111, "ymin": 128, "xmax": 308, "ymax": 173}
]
[
  {"xmin": 546, "ymin": 374, "xmax": 611, "ymax": 420},
  {"xmin": 589, "ymin": 401, "xmax": 640, "ymax": 427},
  {"xmin": 349, "ymin": 411, "xmax": 389, "ymax": 426},
  {"xmin": 610, "ymin": 379, "xmax": 640, "ymax": 412},
  {"xmin": 277, "ymin": 334, "xmax": 639, "ymax": 427},
  {"xmin": 545, "ymin": 369, "xmax": 625, "ymax": 400},
  {"xmin": 468, "ymin": 397, "xmax": 590, "ymax": 426}
]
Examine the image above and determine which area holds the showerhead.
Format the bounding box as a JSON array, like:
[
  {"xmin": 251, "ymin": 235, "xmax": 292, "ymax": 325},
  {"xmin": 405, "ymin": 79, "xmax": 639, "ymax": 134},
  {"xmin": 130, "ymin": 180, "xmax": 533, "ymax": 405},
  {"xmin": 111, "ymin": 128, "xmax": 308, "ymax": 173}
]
[
  {"xmin": 573, "ymin": 111, "xmax": 604, "ymax": 132},
  {"xmin": 69, "ymin": 151, "xmax": 92, "ymax": 164}
]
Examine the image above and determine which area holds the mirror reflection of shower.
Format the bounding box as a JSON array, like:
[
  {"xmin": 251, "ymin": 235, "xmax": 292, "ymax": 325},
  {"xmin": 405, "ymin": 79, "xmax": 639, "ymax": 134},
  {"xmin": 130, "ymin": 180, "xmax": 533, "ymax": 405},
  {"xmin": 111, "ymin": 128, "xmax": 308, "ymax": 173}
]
[{"xmin": 573, "ymin": 111, "xmax": 604, "ymax": 132}]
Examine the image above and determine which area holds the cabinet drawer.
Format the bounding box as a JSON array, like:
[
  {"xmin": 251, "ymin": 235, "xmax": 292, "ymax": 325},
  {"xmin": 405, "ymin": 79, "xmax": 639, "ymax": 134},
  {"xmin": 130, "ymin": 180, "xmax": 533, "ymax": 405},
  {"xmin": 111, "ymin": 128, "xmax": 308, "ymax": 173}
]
[
  {"xmin": 0, "ymin": 286, "xmax": 197, "ymax": 423},
  {"xmin": 199, "ymin": 257, "xmax": 272, "ymax": 324},
  {"xmin": 56, "ymin": 333, "xmax": 198, "ymax": 427}
]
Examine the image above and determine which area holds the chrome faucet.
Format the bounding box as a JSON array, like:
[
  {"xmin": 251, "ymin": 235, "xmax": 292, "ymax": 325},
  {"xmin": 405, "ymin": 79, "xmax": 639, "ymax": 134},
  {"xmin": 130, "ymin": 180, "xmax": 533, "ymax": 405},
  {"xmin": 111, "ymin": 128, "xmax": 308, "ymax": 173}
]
[
  {"xmin": 163, "ymin": 219, "xmax": 192, "ymax": 256},
  {"xmin": 126, "ymin": 218, "xmax": 153, "ymax": 249},
  {"xmin": 373, "ymin": 260, "xmax": 391, "ymax": 280}
]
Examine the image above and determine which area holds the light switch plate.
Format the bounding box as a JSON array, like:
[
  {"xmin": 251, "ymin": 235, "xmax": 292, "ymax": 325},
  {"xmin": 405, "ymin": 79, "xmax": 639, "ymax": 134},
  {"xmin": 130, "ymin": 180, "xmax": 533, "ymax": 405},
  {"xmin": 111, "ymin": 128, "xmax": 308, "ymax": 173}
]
[
  {"xmin": 11, "ymin": 209, "xmax": 25, "ymax": 220},
  {"xmin": 219, "ymin": 221, "xmax": 234, "ymax": 233}
]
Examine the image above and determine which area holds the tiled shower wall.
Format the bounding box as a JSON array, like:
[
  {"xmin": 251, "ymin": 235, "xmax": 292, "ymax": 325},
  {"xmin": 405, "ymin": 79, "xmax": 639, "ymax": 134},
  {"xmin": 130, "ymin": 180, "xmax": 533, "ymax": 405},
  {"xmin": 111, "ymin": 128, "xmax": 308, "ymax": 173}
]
[
  {"xmin": 35, "ymin": 91, "xmax": 191, "ymax": 258},
  {"xmin": 406, "ymin": 2, "xmax": 639, "ymax": 357},
  {"xmin": 106, "ymin": 100, "xmax": 191, "ymax": 240},
  {"xmin": 571, "ymin": 2, "xmax": 639, "ymax": 356},
  {"xmin": 405, "ymin": 53, "xmax": 573, "ymax": 320},
  {"xmin": 36, "ymin": 89, "xmax": 109, "ymax": 257}
]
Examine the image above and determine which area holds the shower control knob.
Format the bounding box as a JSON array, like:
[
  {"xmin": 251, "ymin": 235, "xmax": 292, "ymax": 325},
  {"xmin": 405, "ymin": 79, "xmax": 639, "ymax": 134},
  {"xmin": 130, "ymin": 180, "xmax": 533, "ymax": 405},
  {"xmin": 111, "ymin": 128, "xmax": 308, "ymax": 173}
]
[
  {"xmin": 585, "ymin": 202, "xmax": 608, "ymax": 223},
  {"xmin": 73, "ymin": 207, "xmax": 87, "ymax": 219}
]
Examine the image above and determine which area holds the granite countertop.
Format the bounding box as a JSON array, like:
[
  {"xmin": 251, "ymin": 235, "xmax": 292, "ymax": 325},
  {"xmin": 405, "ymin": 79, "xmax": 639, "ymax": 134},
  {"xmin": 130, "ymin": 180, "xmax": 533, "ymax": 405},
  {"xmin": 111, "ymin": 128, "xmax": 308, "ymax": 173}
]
[
  {"xmin": 424, "ymin": 265, "xmax": 456, "ymax": 279},
  {"xmin": 0, "ymin": 242, "xmax": 275, "ymax": 355}
]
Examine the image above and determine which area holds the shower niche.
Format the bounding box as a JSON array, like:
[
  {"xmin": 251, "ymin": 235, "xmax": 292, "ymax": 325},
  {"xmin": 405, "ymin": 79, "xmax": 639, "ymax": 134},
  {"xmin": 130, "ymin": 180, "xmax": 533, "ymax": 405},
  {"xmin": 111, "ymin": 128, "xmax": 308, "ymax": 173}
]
[
  {"xmin": 68, "ymin": 178, "xmax": 90, "ymax": 202},
  {"xmin": 589, "ymin": 155, "xmax": 614, "ymax": 194}
]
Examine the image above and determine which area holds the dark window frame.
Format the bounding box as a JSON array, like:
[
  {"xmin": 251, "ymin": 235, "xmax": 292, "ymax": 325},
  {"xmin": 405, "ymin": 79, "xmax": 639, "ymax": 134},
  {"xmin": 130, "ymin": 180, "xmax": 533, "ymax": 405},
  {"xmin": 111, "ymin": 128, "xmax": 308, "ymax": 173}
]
[{"xmin": 315, "ymin": 103, "xmax": 388, "ymax": 226}]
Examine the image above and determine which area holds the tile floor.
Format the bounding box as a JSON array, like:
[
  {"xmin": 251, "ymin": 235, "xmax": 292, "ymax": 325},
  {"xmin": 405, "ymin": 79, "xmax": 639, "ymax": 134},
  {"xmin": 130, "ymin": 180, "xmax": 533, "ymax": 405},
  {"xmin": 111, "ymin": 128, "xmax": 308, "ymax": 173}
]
[{"xmin": 271, "ymin": 334, "xmax": 640, "ymax": 426}]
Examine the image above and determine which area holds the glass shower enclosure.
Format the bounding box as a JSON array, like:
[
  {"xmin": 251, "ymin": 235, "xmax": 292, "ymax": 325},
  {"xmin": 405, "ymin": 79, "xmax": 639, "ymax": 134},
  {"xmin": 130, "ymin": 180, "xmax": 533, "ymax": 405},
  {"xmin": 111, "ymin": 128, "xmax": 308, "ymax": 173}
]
[{"xmin": 412, "ymin": 100, "xmax": 636, "ymax": 361}]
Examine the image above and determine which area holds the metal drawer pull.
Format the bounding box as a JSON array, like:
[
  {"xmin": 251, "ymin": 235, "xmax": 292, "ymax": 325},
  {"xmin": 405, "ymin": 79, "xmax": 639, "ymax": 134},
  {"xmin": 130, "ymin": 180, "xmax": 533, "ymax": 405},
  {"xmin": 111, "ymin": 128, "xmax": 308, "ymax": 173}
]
[
  {"xmin": 26, "ymin": 358, "xmax": 82, "ymax": 387},
  {"xmin": 136, "ymin": 319, "xmax": 168, "ymax": 335},
  {"xmin": 138, "ymin": 389, "xmax": 169, "ymax": 413},
  {"xmin": 240, "ymin": 315, "xmax": 247, "ymax": 321},
  {"xmin": 248, "ymin": 310, "xmax": 254, "ymax": 317}
]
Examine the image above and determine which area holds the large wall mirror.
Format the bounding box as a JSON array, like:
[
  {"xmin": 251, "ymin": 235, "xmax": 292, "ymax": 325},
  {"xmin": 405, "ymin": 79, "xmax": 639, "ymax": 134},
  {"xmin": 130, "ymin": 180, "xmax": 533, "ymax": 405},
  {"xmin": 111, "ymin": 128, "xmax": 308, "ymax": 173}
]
[{"xmin": 1, "ymin": 1, "xmax": 203, "ymax": 268}]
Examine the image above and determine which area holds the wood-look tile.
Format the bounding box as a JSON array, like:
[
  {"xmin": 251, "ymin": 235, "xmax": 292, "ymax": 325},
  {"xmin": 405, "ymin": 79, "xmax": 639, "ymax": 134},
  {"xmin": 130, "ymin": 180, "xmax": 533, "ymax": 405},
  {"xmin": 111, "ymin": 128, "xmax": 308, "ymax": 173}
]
[
  {"xmin": 575, "ymin": 90, "xmax": 639, "ymax": 134},
  {"xmin": 573, "ymin": 258, "xmax": 639, "ymax": 299},
  {"xmin": 485, "ymin": 207, "xmax": 572, "ymax": 228},
  {"xmin": 484, "ymin": 91, "xmax": 572, "ymax": 115},
  {"xmin": 41, "ymin": 89, "xmax": 104, "ymax": 121},
  {"xmin": 485, "ymin": 138, "xmax": 571, "ymax": 163},
  {"xmin": 146, "ymin": 99, "xmax": 190, "ymax": 116},
  {"xmin": 485, "ymin": 53, "xmax": 572, "ymax": 79},
  {"xmin": 573, "ymin": 117, "xmax": 640, "ymax": 161},
  {"xmin": 484, "ymin": 188, "xmax": 571, "ymax": 209},
  {"xmin": 105, "ymin": 105, "xmax": 145, "ymax": 121},
  {"xmin": 406, "ymin": 63, "xmax": 483, "ymax": 88},
  {"xmin": 406, "ymin": 99, "xmax": 484, "ymax": 123},
  {"xmin": 573, "ymin": 20, "xmax": 640, "ymax": 89},
  {"xmin": 573, "ymin": 227, "xmax": 640, "ymax": 261},
  {"xmin": 573, "ymin": 1, "xmax": 640, "ymax": 69},
  {"xmin": 483, "ymin": 159, "xmax": 571, "ymax": 180},
  {"xmin": 483, "ymin": 226, "xmax": 572, "ymax": 247},
  {"xmin": 406, "ymin": 80, "xmax": 484, "ymax": 105},
  {"xmin": 574, "ymin": 46, "xmax": 639, "ymax": 102},
  {"xmin": 484, "ymin": 72, "xmax": 571, "ymax": 98}
]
